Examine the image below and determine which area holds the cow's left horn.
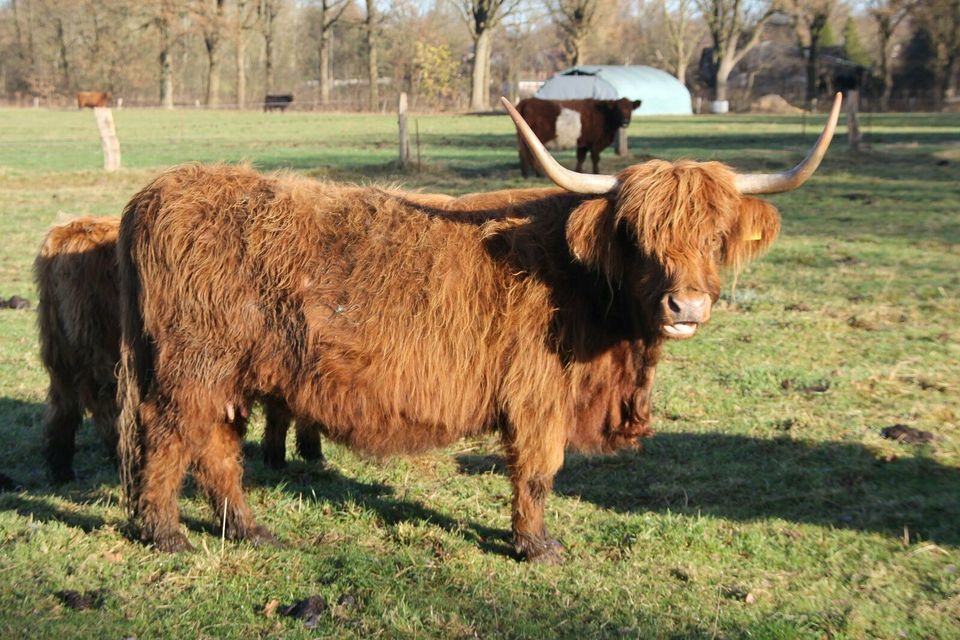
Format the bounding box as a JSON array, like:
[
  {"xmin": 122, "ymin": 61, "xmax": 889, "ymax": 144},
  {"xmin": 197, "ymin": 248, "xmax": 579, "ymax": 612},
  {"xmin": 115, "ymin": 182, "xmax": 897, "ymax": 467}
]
[
  {"xmin": 735, "ymin": 92, "xmax": 842, "ymax": 195},
  {"xmin": 501, "ymin": 97, "xmax": 618, "ymax": 195}
]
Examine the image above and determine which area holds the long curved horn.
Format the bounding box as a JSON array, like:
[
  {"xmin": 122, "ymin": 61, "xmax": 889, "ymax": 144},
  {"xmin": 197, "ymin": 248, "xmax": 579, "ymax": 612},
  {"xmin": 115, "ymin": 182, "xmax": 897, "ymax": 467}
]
[
  {"xmin": 735, "ymin": 92, "xmax": 843, "ymax": 195},
  {"xmin": 501, "ymin": 96, "xmax": 618, "ymax": 195}
]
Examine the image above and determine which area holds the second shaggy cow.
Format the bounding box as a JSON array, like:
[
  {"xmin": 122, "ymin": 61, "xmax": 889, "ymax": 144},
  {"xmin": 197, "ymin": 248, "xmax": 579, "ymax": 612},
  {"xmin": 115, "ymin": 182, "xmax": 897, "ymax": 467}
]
[{"xmin": 35, "ymin": 217, "xmax": 322, "ymax": 483}]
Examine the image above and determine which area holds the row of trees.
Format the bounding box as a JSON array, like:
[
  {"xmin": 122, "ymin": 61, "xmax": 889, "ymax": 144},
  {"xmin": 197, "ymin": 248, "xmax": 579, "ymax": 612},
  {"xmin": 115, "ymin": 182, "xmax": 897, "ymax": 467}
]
[{"xmin": 0, "ymin": 0, "xmax": 957, "ymax": 111}]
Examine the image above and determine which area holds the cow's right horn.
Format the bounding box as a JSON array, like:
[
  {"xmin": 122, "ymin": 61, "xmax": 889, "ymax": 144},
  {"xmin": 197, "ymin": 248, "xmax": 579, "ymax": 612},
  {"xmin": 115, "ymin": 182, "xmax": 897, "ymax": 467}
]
[
  {"xmin": 734, "ymin": 92, "xmax": 842, "ymax": 195},
  {"xmin": 501, "ymin": 97, "xmax": 619, "ymax": 195}
]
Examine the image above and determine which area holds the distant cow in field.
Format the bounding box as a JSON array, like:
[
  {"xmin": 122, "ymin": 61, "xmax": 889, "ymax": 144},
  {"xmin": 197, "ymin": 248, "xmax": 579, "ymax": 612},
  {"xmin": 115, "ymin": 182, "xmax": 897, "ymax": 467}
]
[
  {"xmin": 515, "ymin": 97, "xmax": 642, "ymax": 177},
  {"xmin": 264, "ymin": 94, "xmax": 294, "ymax": 112},
  {"xmin": 76, "ymin": 91, "xmax": 112, "ymax": 109},
  {"xmin": 115, "ymin": 95, "xmax": 841, "ymax": 560},
  {"xmin": 34, "ymin": 217, "xmax": 322, "ymax": 483}
]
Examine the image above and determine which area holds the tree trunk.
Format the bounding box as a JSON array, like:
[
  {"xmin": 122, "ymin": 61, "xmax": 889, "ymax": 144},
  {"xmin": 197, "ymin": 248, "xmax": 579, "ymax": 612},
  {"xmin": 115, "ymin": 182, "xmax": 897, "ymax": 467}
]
[
  {"xmin": 236, "ymin": 35, "xmax": 246, "ymax": 109},
  {"xmin": 805, "ymin": 39, "xmax": 819, "ymax": 105},
  {"xmin": 159, "ymin": 22, "xmax": 174, "ymax": 109},
  {"xmin": 365, "ymin": 0, "xmax": 378, "ymax": 111},
  {"xmin": 471, "ymin": 29, "xmax": 492, "ymax": 111},
  {"xmin": 714, "ymin": 53, "xmax": 735, "ymax": 102},
  {"xmin": 319, "ymin": 31, "xmax": 331, "ymax": 105},
  {"xmin": 55, "ymin": 19, "xmax": 70, "ymax": 92},
  {"xmin": 264, "ymin": 32, "xmax": 274, "ymax": 95},
  {"xmin": 206, "ymin": 44, "xmax": 221, "ymax": 106}
]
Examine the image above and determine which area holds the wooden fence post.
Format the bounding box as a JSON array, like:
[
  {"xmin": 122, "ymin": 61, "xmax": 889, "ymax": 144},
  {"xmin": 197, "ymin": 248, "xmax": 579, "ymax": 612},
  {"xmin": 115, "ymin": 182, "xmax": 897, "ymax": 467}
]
[
  {"xmin": 616, "ymin": 128, "xmax": 629, "ymax": 156},
  {"xmin": 93, "ymin": 107, "xmax": 121, "ymax": 172},
  {"xmin": 398, "ymin": 92, "xmax": 410, "ymax": 168},
  {"xmin": 846, "ymin": 90, "xmax": 861, "ymax": 152}
]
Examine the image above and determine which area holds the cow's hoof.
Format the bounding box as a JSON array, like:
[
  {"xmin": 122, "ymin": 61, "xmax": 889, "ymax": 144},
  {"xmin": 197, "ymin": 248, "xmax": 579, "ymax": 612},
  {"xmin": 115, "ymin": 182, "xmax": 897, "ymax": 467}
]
[
  {"xmin": 245, "ymin": 524, "xmax": 281, "ymax": 548},
  {"xmin": 48, "ymin": 466, "xmax": 75, "ymax": 485},
  {"xmin": 150, "ymin": 530, "xmax": 194, "ymax": 553},
  {"xmin": 263, "ymin": 453, "xmax": 287, "ymax": 470},
  {"xmin": 517, "ymin": 535, "xmax": 565, "ymax": 564}
]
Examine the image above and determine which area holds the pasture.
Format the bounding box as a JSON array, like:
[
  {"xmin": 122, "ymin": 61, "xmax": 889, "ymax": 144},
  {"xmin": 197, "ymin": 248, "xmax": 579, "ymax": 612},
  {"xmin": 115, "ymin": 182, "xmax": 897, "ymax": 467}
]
[{"xmin": 0, "ymin": 106, "xmax": 958, "ymax": 638}]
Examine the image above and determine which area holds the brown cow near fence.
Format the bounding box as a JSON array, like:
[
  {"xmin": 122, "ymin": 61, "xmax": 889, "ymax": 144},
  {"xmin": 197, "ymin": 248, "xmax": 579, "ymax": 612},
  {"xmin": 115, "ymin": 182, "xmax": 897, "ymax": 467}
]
[
  {"xmin": 76, "ymin": 91, "xmax": 112, "ymax": 108},
  {"xmin": 35, "ymin": 217, "xmax": 323, "ymax": 483},
  {"xmin": 116, "ymin": 95, "xmax": 842, "ymax": 561},
  {"xmin": 516, "ymin": 97, "xmax": 641, "ymax": 177}
]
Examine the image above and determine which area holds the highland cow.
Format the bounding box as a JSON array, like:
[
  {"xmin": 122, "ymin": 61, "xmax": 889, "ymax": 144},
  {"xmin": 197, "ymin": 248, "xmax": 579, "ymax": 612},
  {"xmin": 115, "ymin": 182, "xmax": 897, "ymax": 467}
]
[
  {"xmin": 117, "ymin": 95, "xmax": 842, "ymax": 561},
  {"xmin": 76, "ymin": 91, "xmax": 112, "ymax": 108},
  {"xmin": 35, "ymin": 217, "xmax": 322, "ymax": 483}
]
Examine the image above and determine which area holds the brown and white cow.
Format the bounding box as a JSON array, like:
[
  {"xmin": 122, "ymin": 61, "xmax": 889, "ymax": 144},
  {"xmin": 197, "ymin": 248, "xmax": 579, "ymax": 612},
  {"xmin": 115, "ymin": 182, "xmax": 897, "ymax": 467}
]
[
  {"xmin": 515, "ymin": 97, "xmax": 642, "ymax": 177},
  {"xmin": 35, "ymin": 217, "xmax": 323, "ymax": 483},
  {"xmin": 76, "ymin": 91, "xmax": 112, "ymax": 109},
  {"xmin": 116, "ymin": 95, "xmax": 841, "ymax": 561}
]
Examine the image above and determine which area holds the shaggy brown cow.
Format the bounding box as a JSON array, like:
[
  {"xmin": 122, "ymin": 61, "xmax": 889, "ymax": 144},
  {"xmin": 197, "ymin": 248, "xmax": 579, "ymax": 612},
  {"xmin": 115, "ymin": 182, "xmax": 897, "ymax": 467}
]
[
  {"xmin": 116, "ymin": 95, "xmax": 842, "ymax": 560},
  {"xmin": 515, "ymin": 97, "xmax": 642, "ymax": 177},
  {"xmin": 76, "ymin": 91, "xmax": 112, "ymax": 108},
  {"xmin": 35, "ymin": 217, "xmax": 322, "ymax": 483}
]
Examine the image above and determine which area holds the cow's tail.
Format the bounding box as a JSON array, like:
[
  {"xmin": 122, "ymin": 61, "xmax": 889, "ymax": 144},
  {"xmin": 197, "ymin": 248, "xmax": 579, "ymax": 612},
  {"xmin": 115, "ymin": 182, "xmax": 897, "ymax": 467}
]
[{"xmin": 116, "ymin": 188, "xmax": 157, "ymax": 519}]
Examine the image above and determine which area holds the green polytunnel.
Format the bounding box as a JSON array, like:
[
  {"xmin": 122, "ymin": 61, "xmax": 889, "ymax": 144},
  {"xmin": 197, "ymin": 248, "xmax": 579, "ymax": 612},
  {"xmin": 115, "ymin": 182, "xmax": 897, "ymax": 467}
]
[{"xmin": 535, "ymin": 65, "xmax": 693, "ymax": 116}]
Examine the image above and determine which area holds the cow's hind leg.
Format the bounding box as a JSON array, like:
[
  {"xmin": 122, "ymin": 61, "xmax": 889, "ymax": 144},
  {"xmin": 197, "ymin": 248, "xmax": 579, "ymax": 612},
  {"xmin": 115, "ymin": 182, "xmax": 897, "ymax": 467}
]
[
  {"xmin": 91, "ymin": 387, "xmax": 119, "ymax": 463},
  {"xmin": 295, "ymin": 419, "xmax": 324, "ymax": 465},
  {"xmin": 575, "ymin": 146, "xmax": 588, "ymax": 173},
  {"xmin": 43, "ymin": 379, "xmax": 83, "ymax": 484},
  {"xmin": 262, "ymin": 397, "xmax": 292, "ymax": 469},
  {"xmin": 137, "ymin": 396, "xmax": 193, "ymax": 552},
  {"xmin": 195, "ymin": 420, "xmax": 277, "ymax": 546},
  {"xmin": 590, "ymin": 146, "xmax": 601, "ymax": 174}
]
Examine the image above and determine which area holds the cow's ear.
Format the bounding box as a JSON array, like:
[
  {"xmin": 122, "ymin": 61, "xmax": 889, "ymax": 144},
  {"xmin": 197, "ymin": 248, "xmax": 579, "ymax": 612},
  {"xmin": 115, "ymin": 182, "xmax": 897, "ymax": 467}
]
[
  {"xmin": 723, "ymin": 197, "xmax": 781, "ymax": 268},
  {"xmin": 632, "ymin": 100, "xmax": 641, "ymax": 109},
  {"xmin": 566, "ymin": 198, "xmax": 623, "ymax": 276}
]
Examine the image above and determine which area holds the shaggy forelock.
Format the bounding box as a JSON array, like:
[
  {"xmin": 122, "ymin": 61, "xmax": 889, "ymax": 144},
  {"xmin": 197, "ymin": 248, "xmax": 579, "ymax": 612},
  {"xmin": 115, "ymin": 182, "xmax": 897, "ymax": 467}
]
[{"xmin": 613, "ymin": 160, "xmax": 742, "ymax": 262}]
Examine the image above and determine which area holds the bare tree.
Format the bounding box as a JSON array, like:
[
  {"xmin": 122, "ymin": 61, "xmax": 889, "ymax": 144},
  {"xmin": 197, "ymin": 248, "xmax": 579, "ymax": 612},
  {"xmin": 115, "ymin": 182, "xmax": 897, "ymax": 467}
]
[
  {"xmin": 455, "ymin": 0, "xmax": 521, "ymax": 111},
  {"xmin": 696, "ymin": 0, "xmax": 776, "ymax": 105},
  {"xmin": 789, "ymin": 0, "xmax": 836, "ymax": 105},
  {"xmin": 549, "ymin": 0, "xmax": 599, "ymax": 66},
  {"xmin": 364, "ymin": 0, "xmax": 379, "ymax": 110},
  {"xmin": 145, "ymin": 0, "xmax": 189, "ymax": 109},
  {"xmin": 659, "ymin": 0, "xmax": 703, "ymax": 84},
  {"xmin": 313, "ymin": 0, "xmax": 350, "ymax": 106},
  {"xmin": 911, "ymin": 0, "xmax": 960, "ymax": 106},
  {"xmin": 869, "ymin": 0, "xmax": 915, "ymax": 111},
  {"xmin": 259, "ymin": 0, "xmax": 282, "ymax": 95},
  {"xmin": 234, "ymin": 0, "xmax": 260, "ymax": 109},
  {"xmin": 193, "ymin": 0, "xmax": 227, "ymax": 106}
]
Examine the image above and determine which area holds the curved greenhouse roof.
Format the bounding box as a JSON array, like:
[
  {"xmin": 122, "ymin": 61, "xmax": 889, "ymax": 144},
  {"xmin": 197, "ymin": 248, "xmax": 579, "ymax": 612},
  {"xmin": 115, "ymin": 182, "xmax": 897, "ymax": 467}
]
[{"xmin": 535, "ymin": 65, "xmax": 692, "ymax": 116}]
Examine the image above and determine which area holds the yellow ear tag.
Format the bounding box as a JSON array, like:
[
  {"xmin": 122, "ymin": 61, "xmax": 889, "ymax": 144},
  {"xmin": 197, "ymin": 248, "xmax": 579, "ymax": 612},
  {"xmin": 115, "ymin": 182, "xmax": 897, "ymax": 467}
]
[{"xmin": 748, "ymin": 230, "xmax": 762, "ymax": 241}]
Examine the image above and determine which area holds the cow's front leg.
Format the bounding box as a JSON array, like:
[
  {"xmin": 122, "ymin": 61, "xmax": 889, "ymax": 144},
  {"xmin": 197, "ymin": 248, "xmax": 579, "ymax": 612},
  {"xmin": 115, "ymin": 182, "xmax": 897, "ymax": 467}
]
[
  {"xmin": 510, "ymin": 470, "xmax": 564, "ymax": 563},
  {"xmin": 262, "ymin": 397, "xmax": 293, "ymax": 469},
  {"xmin": 503, "ymin": 407, "xmax": 567, "ymax": 563}
]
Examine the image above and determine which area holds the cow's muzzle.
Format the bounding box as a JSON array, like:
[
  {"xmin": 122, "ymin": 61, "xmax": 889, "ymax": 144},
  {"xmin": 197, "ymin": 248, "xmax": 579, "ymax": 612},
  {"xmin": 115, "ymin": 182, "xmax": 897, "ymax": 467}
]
[{"xmin": 660, "ymin": 292, "xmax": 711, "ymax": 339}]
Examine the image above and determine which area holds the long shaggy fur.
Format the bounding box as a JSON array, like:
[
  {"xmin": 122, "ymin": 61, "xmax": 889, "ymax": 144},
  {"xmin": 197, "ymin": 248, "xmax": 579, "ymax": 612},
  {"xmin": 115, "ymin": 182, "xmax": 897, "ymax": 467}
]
[
  {"xmin": 116, "ymin": 161, "xmax": 780, "ymax": 558},
  {"xmin": 35, "ymin": 217, "xmax": 122, "ymax": 482},
  {"xmin": 36, "ymin": 217, "xmax": 321, "ymax": 486}
]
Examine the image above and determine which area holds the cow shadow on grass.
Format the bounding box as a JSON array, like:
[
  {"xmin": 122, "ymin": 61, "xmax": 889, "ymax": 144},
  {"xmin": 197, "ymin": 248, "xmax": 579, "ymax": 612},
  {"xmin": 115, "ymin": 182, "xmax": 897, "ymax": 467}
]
[
  {"xmin": 0, "ymin": 397, "xmax": 513, "ymax": 557},
  {"xmin": 457, "ymin": 431, "xmax": 960, "ymax": 547}
]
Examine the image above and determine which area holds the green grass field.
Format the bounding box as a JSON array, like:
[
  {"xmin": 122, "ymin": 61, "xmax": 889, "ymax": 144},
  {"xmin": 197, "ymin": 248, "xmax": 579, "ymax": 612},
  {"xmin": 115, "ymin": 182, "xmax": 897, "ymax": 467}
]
[{"xmin": 0, "ymin": 106, "xmax": 958, "ymax": 639}]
